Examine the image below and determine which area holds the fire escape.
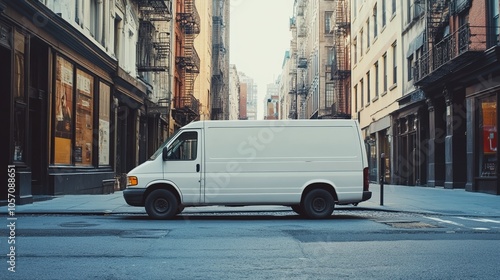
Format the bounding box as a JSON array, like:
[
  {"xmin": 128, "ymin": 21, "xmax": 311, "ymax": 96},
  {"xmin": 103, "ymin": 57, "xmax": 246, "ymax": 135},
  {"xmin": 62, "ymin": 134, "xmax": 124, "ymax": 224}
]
[
  {"xmin": 211, "ymin": 5, "xmax": 226, "ymax": 120},
  {"xmin": 330, "ymin": 0, "xmax": 350, "ymax": 118},
  {"xmin": 136, "ymin": 0, "xmax": 172, "ymax": 118},
  {"xmin": 288, "ymin": 16, "xmax": 298, "ymax": 119},
  {"xmin": 414, "ymin": 0, "xmax": 486, "ymax": 87},
  {"xmin": 173, "ymin": 0, "xmax": 201, "ymax": 126},
  {"xmin": 295, "ymin": 0, "xmax": 308, "ymax": 118}
]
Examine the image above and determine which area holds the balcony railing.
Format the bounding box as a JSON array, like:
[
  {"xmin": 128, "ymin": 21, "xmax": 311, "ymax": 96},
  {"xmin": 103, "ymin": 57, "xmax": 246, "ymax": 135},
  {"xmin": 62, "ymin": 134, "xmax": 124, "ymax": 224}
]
[
  {"xmin": 174, "ymin": 94, "xmax": 199, "ymax": 115},
  {"xmin": 176, "ymin": 46, "xmax": 200, "ymax": 73},
  {"xmin": 414, "ymin": 24, "xmax": 488, "ymax": 86}
]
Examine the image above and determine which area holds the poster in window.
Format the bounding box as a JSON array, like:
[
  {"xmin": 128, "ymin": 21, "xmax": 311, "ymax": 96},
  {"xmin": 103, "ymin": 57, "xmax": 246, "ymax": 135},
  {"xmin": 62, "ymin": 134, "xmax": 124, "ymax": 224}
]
[
  {"xmin": 54, "ymin": 56, "xmax": 74, "ymax": 165},
  {"xmin": 99, "ymin": 82, "xmax": 110, "ymax": 165},
  {"xmin": 75, "ymin": 69, "xmax": 94, "ymax": 166},
  {"xmin": 480, "ymin": 99, "xmax": 497, "ymax": 177}
]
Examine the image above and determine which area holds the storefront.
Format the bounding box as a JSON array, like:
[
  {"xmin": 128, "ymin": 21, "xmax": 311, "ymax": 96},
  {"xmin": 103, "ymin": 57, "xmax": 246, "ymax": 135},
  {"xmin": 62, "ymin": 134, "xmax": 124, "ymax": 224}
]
[
  {"xmin": 392, "ymin": 90, "xmax": 429, "ymax": 186},
  {"xmin": 49, "ymin": 54, "xmax": 116, "ymax": 194},
  {"xmin": 3, "ymin": 1, "xmax": 117, "ymax": 202},
  {"xmin": 466, "ymin": 79, "xmax": 500, "ymax": 195},
  {"xmin": 364, "ymin": 116, "xmax": 392, "ymax": 183}
]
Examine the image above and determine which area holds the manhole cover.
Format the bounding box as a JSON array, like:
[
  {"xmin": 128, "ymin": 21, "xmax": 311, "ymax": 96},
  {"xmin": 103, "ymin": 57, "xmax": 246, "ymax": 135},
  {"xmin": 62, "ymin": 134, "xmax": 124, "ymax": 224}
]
[{"xmin": 120, "ymin": 230, "xmax": 169, "ymax": 238}]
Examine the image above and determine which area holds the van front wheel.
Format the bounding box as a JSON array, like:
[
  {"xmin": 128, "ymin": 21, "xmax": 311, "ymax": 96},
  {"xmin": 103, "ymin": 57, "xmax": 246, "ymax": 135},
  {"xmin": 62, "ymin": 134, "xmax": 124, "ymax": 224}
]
[
  {"xmin": 145, "ymin": 189, "xmax": 178, "ymax": 220},
  {"xmin": 303, "ymin": 189, "xmax": 334, "ymax": 219}
]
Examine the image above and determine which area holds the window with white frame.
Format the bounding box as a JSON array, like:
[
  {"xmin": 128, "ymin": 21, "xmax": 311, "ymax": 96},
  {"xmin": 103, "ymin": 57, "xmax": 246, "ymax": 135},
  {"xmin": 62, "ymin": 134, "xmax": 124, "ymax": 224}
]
[{"xmin": 392, "ymin": 42, "xmax": 397, "ymax": 85}]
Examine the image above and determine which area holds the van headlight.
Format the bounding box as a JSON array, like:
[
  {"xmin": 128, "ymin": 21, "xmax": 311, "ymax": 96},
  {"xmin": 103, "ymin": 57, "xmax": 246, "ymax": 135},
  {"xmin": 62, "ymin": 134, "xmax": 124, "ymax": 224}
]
[{"xmin": 128, "ymin": 176, "xmax": 138, "ymax": 186}]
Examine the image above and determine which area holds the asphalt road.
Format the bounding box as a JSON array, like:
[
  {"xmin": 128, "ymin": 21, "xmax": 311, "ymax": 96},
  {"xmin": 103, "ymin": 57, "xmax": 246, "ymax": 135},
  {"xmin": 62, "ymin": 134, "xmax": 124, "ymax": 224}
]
[{"xmin": 2, "ymin": 210, "xmax": 500, "ymax": 279}]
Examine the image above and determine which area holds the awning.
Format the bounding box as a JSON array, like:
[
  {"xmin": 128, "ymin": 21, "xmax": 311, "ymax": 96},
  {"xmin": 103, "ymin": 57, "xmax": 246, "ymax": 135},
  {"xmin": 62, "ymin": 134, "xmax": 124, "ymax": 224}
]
[{"xmin": 407, "ymin": 32, "xmax": 425, "ymax": 58}]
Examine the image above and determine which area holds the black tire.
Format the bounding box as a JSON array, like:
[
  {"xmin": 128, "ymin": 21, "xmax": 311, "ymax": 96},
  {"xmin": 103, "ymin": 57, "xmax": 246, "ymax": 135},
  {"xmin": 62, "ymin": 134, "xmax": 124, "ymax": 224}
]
[
  {"xmin": 145, "ymin": 189, "xmax": 179, "ymax": 220},
  {"xmin": 303, "ymin": 189, "xmax": 334, "ymax": 219}
]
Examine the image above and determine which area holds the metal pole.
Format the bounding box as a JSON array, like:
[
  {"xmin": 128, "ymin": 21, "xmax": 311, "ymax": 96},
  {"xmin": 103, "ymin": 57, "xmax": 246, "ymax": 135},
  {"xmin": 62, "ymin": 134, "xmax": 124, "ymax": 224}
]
[
  {"xmin": 296, "ymin": 90, "xmax": 298, "ymax": 119},
  {"xmin": 380, "ymin": 153, "xmax": 385, "ymax": 206}
]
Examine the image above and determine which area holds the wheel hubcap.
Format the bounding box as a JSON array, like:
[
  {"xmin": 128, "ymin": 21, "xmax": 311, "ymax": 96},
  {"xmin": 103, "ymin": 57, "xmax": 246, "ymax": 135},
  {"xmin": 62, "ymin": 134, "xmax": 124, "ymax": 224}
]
[
  {"xmin": 312, "ymin": 197, "xmax": 326, "ymax": 212},
  {"xmin": 154, "ymin": 198, "xmax": 170, "ymax": 213}
]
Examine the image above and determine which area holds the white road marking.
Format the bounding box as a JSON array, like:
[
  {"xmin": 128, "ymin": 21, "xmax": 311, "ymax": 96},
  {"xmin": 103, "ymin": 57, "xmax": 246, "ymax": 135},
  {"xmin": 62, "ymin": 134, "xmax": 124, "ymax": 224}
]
[
  {"xmin": 425, "ymin": 217, "xmax": 465, "ymax": 227},
  {"xmin": 456, "ymin": 217, "xmax": 500, "ymax": 224}
]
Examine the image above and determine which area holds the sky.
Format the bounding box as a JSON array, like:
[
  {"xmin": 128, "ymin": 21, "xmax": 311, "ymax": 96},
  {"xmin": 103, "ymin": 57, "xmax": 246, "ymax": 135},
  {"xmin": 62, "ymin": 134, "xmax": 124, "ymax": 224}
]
[{"xmin": 229, "ymin": 0, "xmax": 294, "ymax": 118}]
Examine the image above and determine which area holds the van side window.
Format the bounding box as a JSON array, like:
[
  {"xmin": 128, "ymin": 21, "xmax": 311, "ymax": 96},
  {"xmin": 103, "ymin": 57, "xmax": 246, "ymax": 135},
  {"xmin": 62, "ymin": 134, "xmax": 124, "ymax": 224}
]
[{"xmin": 166, "ymin": 131, "xmax": 198, "ymax": 161}]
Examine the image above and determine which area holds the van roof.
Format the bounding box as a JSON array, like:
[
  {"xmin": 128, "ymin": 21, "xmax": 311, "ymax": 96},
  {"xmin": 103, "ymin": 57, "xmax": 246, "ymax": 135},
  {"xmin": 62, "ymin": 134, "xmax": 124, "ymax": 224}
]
[{"xmin": 182, "ymin": 119, "xmax": 358, "ymax": 129}]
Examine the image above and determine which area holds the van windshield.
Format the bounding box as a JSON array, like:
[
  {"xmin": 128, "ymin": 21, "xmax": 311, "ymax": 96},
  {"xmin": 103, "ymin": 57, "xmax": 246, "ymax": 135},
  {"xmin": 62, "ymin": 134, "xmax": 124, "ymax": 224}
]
[{"xmin": 149, "ymin": 130, "xmax": 181, "ymax": 160}]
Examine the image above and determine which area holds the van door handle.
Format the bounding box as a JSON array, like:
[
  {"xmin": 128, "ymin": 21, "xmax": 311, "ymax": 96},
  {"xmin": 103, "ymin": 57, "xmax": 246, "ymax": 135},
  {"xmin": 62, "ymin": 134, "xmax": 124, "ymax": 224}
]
[{"xmin": 196, "ymin": 164, "xmax": 200, "ymax": 172}]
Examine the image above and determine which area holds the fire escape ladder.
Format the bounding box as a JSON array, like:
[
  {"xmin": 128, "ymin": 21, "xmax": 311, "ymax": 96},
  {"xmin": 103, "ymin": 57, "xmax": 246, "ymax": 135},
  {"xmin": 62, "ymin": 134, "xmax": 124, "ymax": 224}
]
[
  {"xmin": 427, "ymin": 0, "xmax": 450, "ymax": 46},
  {"xmin": 331, "ymin": 0, "xmax": 350, "ymax": 117},
  {"xmin": 211, "ymin": 14, "xmax": 224, "ymax": 119},
  {"xmin": 136, "ymin": 0, "xmax": 172, "ymax": 72},
  {"xmin": 174, "ymin": 0, "xmax": 201, "ymax": 125}
]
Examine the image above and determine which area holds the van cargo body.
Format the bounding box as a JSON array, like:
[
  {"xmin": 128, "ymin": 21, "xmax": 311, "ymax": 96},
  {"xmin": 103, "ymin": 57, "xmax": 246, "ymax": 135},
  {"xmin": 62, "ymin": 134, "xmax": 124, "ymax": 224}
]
[{"xmin": 123, "ymin": 120, "xmax": 372, "ymax": 219}]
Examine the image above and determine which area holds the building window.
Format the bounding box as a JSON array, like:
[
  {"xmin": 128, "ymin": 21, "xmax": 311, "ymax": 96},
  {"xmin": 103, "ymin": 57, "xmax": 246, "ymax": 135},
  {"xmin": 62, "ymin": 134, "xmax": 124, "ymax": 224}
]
[
  {"xmin": 99, "ymin": 82, "xmax": 111, "ymax": 165},
  {"xmin": 326, "ymin": 83, "xmax": 334, "ymax": 108},
  {"xmin": 407, "ymin": 54, "xmax": 414, "ymax": 81},
  {"xmin": 479, "ymin": 95, "xmax": 497, "ymax": 177},
  {"xmin": 90, "ymin": 0, "xmax": 99, "ymax": 38},
  {"xmin": 383, "ymin": 52, "xmax": 388, "ymax": 92},
  {"xmin": 366, "ymin": 19, "xmax": 370, "ymax": 48},
  {"xmin": 360, "ymin": 29, "xmax": 364, "ymax": 55},
  {"xmin": 392, "ymin": 0, "xmax": 396, "ymax": 15},
  {"xmin": 392, "ymin": 42, "xmax": 397, "ymax": 85},
  {"xmin": 114, "ymin": 15, "xmax": 122, "ymax": 60},
  {"xmin": 75, "ymin": 69, "xmax": 94, "ymax": 166},
  {"xmin": 54, "ymin": 56, "xmax": 75, "ymax": 165},
  {"xmin": 360, "ymin": 78, "xmax": 364, "ymax": 107},
  {"xmin": 354, "ymin": 84, "xmax": 358, "ymax": 112},
  {"xmin": 382, "ymin": 0, "xmax": 386, "ymax": 27},
  {"xmin": 353, "ymin": 37, "xmax": 358, "ymax": 63},
  {"xmin": 366, "ymin": 71, "xmax": 371, "ymax": 103},
  {"xmin": 407, "ymin": 0, "xmax": 412, "ymax": 24},
  {"xmin": 375, "ymin": 62, "xmax": 379, "ymax": 97},
  {"xmin": 325, "ymin": 11, "xmax": 333, "ymax": 34},
  {"xmin": 373, "ymin": 4, "xmax": 378, "ymax": 38},
  {"xmin": 13, "ymin": 30, "xmax": 27, "ymax": 162},
  {"xmin": 490, "ymin": 0, "xmax": 499, "ymax": 46}
]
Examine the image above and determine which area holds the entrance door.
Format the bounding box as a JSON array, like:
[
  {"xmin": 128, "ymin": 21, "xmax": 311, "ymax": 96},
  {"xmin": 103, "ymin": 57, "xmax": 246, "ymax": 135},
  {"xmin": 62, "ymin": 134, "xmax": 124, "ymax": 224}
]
[
  {"xmin": 29, "ymin": 38, "xmax": 49, "ymax": 194},
  {"xmin": 29, "ymin": 93, "xmax": 48, "ymax": 194},
  {"xmin": 116, "ymin": 106, "xmax": 128, "ymax": 176}
]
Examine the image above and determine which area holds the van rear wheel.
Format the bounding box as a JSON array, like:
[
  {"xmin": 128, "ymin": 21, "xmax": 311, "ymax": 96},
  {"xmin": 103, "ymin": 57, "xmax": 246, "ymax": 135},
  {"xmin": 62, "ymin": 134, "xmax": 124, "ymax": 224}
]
[
  {"xmin": 303, "ymin": 189, "xmax": 334, "ymax": 219},
  {"xmin": 145, "ymin": 189, "xmax": 178, "ymax": 220}
]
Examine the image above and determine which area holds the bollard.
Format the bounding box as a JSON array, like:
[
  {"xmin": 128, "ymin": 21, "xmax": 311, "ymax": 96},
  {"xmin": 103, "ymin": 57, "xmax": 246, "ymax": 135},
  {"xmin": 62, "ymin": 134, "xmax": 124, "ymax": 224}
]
[{"xmin": 380, "ymin": 153, "xmax": 385, "ymax": 206}]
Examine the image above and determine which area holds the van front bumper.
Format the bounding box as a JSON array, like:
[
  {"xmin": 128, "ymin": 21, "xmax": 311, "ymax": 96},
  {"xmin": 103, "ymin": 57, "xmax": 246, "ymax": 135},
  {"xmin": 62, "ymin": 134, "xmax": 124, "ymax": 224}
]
[
  {"xmin": 362, "ymin": 191, "xmax": 372, "ymax": 201},
  {"xmin": 123, "ymin": 188, "xmax": 146, "ymax": 206}
]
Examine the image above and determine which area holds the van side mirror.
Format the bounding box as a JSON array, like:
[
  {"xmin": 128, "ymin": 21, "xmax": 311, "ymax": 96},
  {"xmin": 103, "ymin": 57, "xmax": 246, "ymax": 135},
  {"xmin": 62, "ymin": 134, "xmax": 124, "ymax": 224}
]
[{"xmin": 162, "ymin": 146, "xmax": 169, "ymax": 161}]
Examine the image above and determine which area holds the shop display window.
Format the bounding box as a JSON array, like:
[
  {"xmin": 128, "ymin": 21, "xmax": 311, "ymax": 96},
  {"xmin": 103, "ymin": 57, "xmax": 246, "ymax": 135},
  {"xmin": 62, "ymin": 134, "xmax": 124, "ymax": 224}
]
[
  {"xmin": 75, "ymin": 69, "xmax": 94, "ymax": 166},
  {"xmin": 98, "ymin": 82, "xmax": 110, "ymax": 166},
  {"xmin": 54, "ymin": 56, "xmax": 74, "ymax": 165},
  {"xmin": 479, "ymin": 95, "xmax": 497, "ymax": 177}
]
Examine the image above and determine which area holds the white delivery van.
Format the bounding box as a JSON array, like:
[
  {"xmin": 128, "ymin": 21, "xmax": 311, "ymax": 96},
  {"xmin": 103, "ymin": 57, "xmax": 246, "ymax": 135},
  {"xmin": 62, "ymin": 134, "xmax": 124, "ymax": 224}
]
[{"xmin": 123, "ymin": 119, "xmax": 371, "ymax": 219}]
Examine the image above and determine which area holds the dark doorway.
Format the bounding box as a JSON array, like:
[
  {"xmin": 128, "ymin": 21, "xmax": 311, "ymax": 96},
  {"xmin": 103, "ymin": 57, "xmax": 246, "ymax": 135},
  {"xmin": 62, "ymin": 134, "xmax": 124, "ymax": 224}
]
[
  {"xmin": 29, "ymin": 38, "xmax": 49, "ymax": 194},
  {"xmin": 1, "ymin": 44, "xmax": 12, "ymax": 201}
]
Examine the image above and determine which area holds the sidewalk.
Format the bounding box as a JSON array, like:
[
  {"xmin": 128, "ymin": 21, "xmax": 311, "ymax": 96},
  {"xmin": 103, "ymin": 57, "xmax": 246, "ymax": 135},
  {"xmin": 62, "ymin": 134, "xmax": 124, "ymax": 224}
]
[{"xmin": 1, "ymin": 184, "xmax": 500, "ymax": 217}]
